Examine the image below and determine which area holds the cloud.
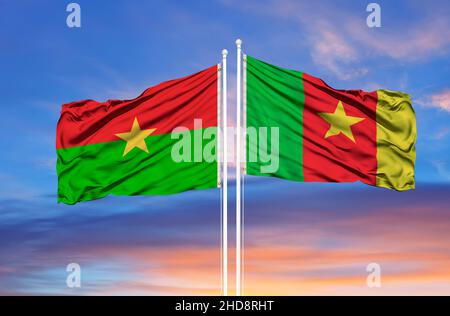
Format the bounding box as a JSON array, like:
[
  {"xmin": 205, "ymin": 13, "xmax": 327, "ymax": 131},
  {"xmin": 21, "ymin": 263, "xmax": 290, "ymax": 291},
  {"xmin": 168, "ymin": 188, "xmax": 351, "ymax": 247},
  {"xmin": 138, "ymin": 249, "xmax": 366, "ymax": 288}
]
[
  {"xmin": 0, "ymin": 182, "xmax": 450, "ymax": 294},
  {"xmin": 431, "ymin": 90, "xmax": 450, "ymax": 111},
  {"xmin": 308, "ymin": 21, "xmax": 369, "ymax": 80},
  {"xmin": 222, "ymin": 0, "xmax": 450, "ymax": 80},
  {"xmin": 432, "ymin": 161, "xmax": 450, "ymax": 181},
  {"xmin": 416, "ymin": 89, "xmax": 450, "ymax": 112},
  {"xmin": 226, "ymin": 0, "xmax": 369, "ymax": 80},
  {"xmin": 434, "ymin": 127, "xmax": 450, "ymax": 140},
  {"xmin": 346, "ymin": 17, "xmax": 450, "ymax": 61}
]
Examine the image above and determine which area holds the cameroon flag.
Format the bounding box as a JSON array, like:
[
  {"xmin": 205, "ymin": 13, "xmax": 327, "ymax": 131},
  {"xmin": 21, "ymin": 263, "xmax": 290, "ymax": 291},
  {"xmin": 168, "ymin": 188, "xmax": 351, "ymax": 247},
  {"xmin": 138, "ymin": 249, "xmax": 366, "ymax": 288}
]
[
  {"xmin": 245, "ymin": 56, "xmax": 416, "ymax": 191},
  {"xmin": 57, "ymin": 66, "xmax": 219, "ymax": 204}
]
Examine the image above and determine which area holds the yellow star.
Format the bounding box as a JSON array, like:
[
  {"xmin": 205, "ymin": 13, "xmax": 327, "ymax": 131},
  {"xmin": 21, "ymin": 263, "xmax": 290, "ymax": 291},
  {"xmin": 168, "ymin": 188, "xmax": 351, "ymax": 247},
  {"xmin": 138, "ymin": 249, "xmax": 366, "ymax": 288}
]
[
  {"xmin": 115, "ymin": 117, "xmax": 156, "ymax": 156},
  {"xmin": 318, "ymin": 101, "xmax": 365, "ymax": 143}
]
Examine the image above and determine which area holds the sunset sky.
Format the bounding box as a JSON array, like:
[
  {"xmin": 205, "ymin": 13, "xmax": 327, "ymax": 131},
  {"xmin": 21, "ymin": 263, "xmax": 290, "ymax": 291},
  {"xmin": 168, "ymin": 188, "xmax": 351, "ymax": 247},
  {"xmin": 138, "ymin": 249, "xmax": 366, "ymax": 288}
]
[{"xmin": 0, "ymin": 0, "xmax": 449, "ymax": 295}]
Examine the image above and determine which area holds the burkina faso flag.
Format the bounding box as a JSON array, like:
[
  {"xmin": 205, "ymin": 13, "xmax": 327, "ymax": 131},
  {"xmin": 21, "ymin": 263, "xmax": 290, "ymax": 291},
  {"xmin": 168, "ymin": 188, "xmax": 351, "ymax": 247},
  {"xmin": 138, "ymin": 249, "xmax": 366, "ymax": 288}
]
[
  {"xmin": 245, "ymin": 56, "xmax": 416, "ymax": 191},
  {"xmin": 57, "ymin": 65, "xmax": 219, "ymax": 204}
]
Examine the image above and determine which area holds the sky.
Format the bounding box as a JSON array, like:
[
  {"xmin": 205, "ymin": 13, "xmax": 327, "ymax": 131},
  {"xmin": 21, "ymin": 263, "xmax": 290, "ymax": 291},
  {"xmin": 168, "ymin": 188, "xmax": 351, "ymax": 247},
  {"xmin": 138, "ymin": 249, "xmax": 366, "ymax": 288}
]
[{"xmin": 0, "ymin": 0, "xmax": 449, "ymax": 295}]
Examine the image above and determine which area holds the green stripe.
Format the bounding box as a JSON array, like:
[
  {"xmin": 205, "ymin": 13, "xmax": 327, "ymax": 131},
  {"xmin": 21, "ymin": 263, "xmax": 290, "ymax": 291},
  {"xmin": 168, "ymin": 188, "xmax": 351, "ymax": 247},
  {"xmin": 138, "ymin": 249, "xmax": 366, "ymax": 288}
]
[
  {"xmin": 57, "ymin": 128, "xmax": 217, "ymax": 204},
  {"xmin": 246, "ymin": 56, "xmax": 304, "ymax": 181}
]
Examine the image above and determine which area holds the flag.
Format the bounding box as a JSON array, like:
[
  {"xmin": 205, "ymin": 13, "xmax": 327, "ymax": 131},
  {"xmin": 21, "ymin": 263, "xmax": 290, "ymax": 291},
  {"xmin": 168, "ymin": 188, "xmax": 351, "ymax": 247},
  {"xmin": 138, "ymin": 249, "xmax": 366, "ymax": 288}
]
[
  {"xmin": 57, "ymin": 65, "xmax": 219, "ymax": 204},
  {"xmin": 245, "ymin": 56, "xmax": 416, "ymax": 191}
]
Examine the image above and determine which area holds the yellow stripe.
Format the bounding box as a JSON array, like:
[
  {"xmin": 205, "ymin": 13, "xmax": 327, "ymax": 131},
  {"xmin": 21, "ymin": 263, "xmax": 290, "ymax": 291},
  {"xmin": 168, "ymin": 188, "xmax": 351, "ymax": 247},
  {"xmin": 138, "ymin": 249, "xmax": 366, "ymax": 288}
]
[{"xmin": 376, "ymin": 90, "xmax": 416, "ymax": 191}]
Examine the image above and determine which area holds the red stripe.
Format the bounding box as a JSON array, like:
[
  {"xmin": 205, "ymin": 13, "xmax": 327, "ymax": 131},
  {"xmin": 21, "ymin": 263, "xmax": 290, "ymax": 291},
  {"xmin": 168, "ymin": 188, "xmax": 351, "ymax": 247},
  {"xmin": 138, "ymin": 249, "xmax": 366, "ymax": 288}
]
[
  {"xmin": 302, "ymin": 73, "xmax": 378, "ymax": 185},
  {"xmin": 57, "ymin": 65, "xmax": 218, "ymax": 149}
]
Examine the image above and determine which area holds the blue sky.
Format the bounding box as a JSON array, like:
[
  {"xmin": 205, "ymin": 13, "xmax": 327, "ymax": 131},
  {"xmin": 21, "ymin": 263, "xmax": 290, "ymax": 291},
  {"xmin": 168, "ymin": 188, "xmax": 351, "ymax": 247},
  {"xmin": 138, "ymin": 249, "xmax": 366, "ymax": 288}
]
[{"xmin": 0, "ymin": 0, "xmax": 449, "ymax": 295}]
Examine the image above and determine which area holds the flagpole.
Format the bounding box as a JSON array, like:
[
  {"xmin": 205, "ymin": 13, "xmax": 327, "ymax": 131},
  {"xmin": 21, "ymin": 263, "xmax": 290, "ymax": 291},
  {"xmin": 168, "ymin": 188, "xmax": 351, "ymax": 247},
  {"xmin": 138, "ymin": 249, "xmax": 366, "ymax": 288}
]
[
  {"xmin": 221, "ymin": 48, "xmax": 229, "ymax": 296},
  {"xmin": 235, "ymin": 39, "xmax": 242, "ymax": 296}
]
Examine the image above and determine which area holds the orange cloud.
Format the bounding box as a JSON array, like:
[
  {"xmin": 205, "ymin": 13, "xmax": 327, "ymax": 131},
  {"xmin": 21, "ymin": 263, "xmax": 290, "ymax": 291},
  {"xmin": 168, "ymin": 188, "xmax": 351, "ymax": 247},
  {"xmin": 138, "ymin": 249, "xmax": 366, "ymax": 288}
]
[{"xmin": 81, "ymin": 205, "xmax": 450, "ymax": 296}]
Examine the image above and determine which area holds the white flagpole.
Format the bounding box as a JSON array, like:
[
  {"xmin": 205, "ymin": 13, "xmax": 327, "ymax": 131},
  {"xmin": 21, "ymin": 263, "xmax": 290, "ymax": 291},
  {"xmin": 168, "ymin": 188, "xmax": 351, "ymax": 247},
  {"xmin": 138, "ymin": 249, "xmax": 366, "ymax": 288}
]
[
  {"xmin": 221, "ymin": 49, "xmax": 228, "ymax": 296},
  {"xmin": 235, "ymin": 39, "xmax": 242, "ymax": 296}
]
